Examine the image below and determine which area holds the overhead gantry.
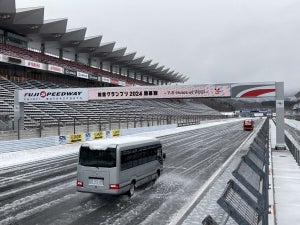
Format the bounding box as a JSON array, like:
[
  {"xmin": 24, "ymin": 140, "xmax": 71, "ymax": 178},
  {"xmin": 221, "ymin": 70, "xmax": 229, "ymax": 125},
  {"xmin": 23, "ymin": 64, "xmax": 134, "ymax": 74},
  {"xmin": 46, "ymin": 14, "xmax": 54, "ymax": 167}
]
[{"xmin": 14, "ymin": 82, "xmax": 285, "ymax": 149}]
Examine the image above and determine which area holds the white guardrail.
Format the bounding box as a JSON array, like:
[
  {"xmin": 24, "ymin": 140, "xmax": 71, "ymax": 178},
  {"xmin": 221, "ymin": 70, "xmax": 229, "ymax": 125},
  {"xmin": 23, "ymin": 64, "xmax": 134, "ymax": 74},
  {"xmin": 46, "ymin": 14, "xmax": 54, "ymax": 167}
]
[{"xmin": 0, "ymin": 124, "xmax": 177, "ymax": 154}]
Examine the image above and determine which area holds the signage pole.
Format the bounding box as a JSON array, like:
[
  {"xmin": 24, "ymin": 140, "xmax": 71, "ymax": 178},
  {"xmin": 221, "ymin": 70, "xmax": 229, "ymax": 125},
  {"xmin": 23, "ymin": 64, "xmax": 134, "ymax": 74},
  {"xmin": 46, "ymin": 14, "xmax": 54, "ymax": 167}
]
[
  {"xmin": 275, "ymin": 82, "xmax": 286, "ymax": 149},
  {"xmin": 14, "ymin": 90, "xmax": 24, "ymax": 131}
]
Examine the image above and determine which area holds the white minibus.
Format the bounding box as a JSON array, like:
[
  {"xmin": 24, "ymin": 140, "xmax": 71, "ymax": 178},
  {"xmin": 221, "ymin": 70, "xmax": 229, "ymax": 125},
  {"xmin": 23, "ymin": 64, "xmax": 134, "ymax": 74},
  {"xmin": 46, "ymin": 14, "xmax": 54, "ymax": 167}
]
[{"xmin": 76, "ymin": 136, "xmax": 165, "ymax": 197}]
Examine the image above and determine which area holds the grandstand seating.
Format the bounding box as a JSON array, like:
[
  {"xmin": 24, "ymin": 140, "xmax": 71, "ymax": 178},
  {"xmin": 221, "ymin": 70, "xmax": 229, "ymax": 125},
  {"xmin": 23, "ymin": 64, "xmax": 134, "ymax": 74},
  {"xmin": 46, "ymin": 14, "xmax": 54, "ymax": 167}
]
[
  {"xmin": 0, "ymin": 43, "xmax": 149, "ymax": 86},
  {"xmin": 0, "ymin": 75, "xmax": 220, "ymax": 130}
]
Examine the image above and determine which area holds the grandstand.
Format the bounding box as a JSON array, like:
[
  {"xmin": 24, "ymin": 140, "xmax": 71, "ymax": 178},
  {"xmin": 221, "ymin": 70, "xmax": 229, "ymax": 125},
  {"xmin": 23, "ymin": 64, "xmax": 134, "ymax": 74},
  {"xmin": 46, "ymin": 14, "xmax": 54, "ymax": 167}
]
[
  {"xmin": 0, "ymin": 73, "xmax": 220, "ymax": 130},
  {"xmin": 0, "ymin": 0, "xmax": 223, "ymax": 138}
]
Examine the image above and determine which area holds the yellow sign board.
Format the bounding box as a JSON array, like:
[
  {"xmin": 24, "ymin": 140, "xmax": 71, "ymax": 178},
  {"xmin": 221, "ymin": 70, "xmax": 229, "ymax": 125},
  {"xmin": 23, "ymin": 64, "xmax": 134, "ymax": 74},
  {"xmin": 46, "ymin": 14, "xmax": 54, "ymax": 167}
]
[
  {"xmin": 93, "ymin": 131, "xmax": 105, "ymax": 140},
  {"xmin": 112, "ymin": 129, "xmax": 121, "ymax": 137},
  {"xmin": 68, "ymin": 133, "xmax": 83, "ymax": 143}
]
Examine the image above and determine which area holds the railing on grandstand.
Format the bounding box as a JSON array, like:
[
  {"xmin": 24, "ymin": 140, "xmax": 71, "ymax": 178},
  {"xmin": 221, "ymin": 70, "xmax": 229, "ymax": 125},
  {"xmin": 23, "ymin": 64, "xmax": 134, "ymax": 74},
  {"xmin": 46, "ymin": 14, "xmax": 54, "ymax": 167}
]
[{"xmin": 0, "ymin": 114, "xmax": 231, "ymax": 140}]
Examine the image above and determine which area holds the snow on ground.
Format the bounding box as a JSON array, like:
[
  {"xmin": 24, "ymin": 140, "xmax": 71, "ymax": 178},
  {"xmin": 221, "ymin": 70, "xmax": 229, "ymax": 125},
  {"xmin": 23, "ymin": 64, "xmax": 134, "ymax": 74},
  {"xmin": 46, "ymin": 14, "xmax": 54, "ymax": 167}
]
[
  {"xmin": 270, "ymin": 119, "xmax": 277, "ymax": 149},
  {"xmin": 285, "ymin": 118, "xmax": 300, "ymax": 131},
  {"xmin": 0, "ymin": 118, "xmax": 245, "ymax": 169},
  {"xmin": 0, "ymin": 143, "xmax": 82, "ymax": 169}
]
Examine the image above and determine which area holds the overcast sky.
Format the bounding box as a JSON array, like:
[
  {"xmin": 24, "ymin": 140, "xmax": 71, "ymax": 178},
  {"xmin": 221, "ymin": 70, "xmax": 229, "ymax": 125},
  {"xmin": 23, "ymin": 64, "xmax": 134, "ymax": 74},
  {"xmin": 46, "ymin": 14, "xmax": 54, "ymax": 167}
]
[{"xmin": 16, "ymin": 0, "xmax": 300, "ymax": 96}]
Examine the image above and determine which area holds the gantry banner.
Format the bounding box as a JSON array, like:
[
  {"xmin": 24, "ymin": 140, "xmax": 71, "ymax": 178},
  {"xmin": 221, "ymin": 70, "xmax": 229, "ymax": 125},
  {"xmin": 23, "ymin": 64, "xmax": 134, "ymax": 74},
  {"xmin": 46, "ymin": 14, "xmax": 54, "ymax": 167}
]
[
  {"xmin": 231, "ymin": 82, "xmax": 276, "ymax": 98},
  {"xmin": 88, "ymin": 84, "xmax": 231, "ymax": 100},
  {"xmin": 17, "ymin": 82, "xmax": 277, "ymax": 103}
]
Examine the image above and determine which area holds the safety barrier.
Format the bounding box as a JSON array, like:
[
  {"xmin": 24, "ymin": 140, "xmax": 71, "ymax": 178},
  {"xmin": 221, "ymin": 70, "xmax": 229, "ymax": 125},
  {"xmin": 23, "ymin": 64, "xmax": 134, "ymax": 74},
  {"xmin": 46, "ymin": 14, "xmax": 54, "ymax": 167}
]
[
  {"xmin": 0, "ymin": 124, "xmax": 177, "ymax": 154},
  {"xmin": 285, "ymin": 132, "xmax": 300, "ymax": 166},
  {"xmin": 203, "ymin": 119, "xmax": 269, "ymax": 225},
  {"xmin": 121, "ymin": 124, "xmax": 176, "ymax": 136},
  {"xmin": 0, "ymin": 136, "xmax": 58, "ymax": 154},
  {"xmin": 177, "ymin": 121, "xmax": 200, "ymax": 127}
]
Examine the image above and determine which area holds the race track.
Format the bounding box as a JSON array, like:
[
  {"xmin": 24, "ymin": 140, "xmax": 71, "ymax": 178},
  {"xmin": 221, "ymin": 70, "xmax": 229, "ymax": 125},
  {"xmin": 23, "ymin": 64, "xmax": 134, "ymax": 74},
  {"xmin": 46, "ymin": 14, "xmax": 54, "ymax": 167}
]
[{"xmin": 0, "ymin": 120, "xmax": 262, "ymax": 225}]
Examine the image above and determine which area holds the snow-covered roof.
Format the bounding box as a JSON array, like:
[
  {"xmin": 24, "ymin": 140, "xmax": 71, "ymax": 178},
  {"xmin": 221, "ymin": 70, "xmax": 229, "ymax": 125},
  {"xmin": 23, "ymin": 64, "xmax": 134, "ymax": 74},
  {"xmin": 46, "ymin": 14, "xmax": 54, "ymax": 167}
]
[{"xmin": 81, "ymin": 136, "xmax": 159, "ymax": 150}]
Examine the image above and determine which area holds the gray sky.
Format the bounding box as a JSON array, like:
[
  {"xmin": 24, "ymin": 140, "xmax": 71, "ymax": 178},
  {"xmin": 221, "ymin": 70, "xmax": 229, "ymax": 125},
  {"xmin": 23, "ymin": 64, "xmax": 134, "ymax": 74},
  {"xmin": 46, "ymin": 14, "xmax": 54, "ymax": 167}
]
[{"xmin": 16, "ymin": 0, "xmax": 300, "ymax": 96}]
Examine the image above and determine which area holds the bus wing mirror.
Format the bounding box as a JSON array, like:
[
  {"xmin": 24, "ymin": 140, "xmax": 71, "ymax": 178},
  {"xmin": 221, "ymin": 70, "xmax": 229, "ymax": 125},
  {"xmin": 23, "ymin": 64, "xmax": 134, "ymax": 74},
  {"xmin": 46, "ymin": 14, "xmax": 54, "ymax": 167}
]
[{"xmin": 163, "ymin": 153, "xmax": 166, "ymax": 160}]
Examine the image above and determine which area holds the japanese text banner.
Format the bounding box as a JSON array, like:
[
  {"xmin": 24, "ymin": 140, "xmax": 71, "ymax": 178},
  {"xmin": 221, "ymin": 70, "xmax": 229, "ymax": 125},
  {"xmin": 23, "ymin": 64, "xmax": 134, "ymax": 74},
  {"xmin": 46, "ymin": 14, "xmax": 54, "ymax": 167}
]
[{"xmin": 88, "ymin": 84, "xmax": 231, "ymax": 100}]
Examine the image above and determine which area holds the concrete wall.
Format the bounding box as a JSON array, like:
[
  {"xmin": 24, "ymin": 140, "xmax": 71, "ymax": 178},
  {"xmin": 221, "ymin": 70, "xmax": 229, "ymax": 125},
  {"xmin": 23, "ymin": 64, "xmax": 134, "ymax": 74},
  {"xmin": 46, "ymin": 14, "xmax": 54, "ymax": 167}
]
[{"xmin": 0, "ymin": 124, "xmax": 177, "ymax": 153}]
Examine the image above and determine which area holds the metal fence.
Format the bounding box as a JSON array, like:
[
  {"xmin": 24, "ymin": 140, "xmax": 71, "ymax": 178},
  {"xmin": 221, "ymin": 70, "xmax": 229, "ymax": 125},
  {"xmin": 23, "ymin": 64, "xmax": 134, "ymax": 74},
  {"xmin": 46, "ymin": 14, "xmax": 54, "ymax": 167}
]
[
  {"xmin": 203, "ymin": 119, "xmax": 270, "ymax": 225},
  {"xmin": 0, "ymin": 114, "xmax": 229, "ymax": 141},
  {"xmin": 0, "ymin": 124, "xmax": 177, "ymax": 154},
  {"xmin": 285, "ymin": 132, "xmax": 300, "ymax": 166}
]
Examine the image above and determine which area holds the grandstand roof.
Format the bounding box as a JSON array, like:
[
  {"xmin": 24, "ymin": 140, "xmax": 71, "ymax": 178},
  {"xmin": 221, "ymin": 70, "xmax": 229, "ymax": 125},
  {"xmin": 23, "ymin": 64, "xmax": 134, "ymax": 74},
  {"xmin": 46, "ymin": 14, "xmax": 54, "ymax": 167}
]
[
  {"xmin": 115, "ymin": 52, "xmax": 136, "ymax": 63},
  {"xmin": 38, "ymin": 18, "xmax": 68, "ymax": 41},
  {"xmin": 148, "ymin": 63, "xmax": 159, "ymax": 71},
  {"xmin": 0, "ymin": 0, "xmax": 188, "ymax": 83},
  {"xmin": 136, "ymin": 59, "xmax": 152, "ymax": 68},
  {"xmin": 105, "ymin": 47, "xmax": 127, "ymax": 60},
  {"xmin": 91, "ymin": 42, "xmax": 115, "ymax": 58},
  {"xmin": 77, "ymin": 35, "xmax": 102, "ymax": 53},
  {"xmin": 154, "ymin": 66, "xmax": 165, "ymax": 75},
  {"xmin": 125, "ymin": 56, "xmax": 144, "ymax": 66}
]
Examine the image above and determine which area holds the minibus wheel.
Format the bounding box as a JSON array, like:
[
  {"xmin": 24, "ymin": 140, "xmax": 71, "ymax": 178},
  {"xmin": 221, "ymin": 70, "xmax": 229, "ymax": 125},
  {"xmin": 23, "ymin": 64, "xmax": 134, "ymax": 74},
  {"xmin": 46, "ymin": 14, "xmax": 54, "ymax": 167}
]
[
  {"xmin": 152, "ymin": 170, "xmax": 161, "ymax": 184},
  {"xmin": 157, "ymin": 170, "xmax": 161, "ymax": 178},
  {"xmin": 128, "ymin": 182, "xmax": 135, "ymax": 197}
]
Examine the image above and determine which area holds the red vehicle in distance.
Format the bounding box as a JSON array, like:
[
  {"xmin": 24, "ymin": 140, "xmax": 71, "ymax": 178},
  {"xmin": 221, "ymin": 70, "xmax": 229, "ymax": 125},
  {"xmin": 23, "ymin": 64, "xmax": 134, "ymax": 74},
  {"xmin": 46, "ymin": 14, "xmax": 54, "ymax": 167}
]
[{"xmin": 243, "ymin": 119, "xmax": 254, "ymax": 131}]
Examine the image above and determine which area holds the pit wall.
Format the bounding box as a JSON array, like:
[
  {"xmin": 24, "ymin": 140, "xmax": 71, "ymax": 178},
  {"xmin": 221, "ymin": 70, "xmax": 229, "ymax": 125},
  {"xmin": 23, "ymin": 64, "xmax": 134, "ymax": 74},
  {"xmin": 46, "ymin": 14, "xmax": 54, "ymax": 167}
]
[{"xmin": 0, "ymin": 124, "xmax": 177, "ymax": 154}]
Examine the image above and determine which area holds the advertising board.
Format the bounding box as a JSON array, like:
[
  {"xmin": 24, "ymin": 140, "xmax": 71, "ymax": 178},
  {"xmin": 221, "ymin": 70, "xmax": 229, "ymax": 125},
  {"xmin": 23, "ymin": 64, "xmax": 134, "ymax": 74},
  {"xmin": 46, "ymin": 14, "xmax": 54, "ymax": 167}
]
[
  {"xmin": 68, "ymin": 134, "xmax": 83, "ymax": 143},
  {"xmin": 77, "ymin": 71, "xmax": 89, "ymax": 79},
  {"xmin": 18, "ymin": 88, "xmax": 89, "ymax": 103},
  {"xmin": 48, "ymin": 65, "xmax": 64, "ymax": 74},
  {"xmin": 102, "ymin": 77, "xmax": 111, "ymax": 83},
  {"xmin": 24, "ymin": 60, "xmax": 45, "ymax": 70},
  {"xmin": 64, "ymin": 69, "xmax": 77, "ymax": 77},
  {"xmin": 111, "ymin": 129, "xmax": 121, "ymax": 137},
  {"xmin": 93, "ymin": 131, "xmax": 105, "ymax": 140},
  {"xmin": 89, "ymin": 74, "xmax": 98, "ymax": 81},
  {"xmin": 8, "ymin": 56, "xmax": 22, "ymax": 64},
  {"xmin": 118, "ymin": 81, "xmax": 126, "ymax": 86}
]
